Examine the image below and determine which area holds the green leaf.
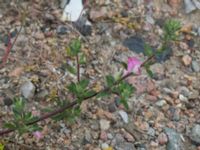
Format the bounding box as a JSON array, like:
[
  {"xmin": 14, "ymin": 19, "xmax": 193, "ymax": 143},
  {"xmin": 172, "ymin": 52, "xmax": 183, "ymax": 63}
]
[
  {"xmin": 69, "ymin": 39, "xmax": 81, "ymax": 56},
  {"xmin": 79, "ymin": 79, "xmax": 89, "ymax": 89},
  {"xmin": 96, "ymin": 91, "xmax": 110, "ymax": 98},
  {"xmin": 106, "ymin": 75, "xmax": 115, "ymax": 87},
  {"xmin": 79, "ymin": 53, "xmax": 86, "ymax": 64},
  {"xmin": 84, "ymin": 90, "xmax": 96, "ymax": 98},
  {"xmin": 65, "ymin": 63, "xmax": 77, "ymax": 75},
  {"xmin": 68, "ymin": 82, "xmax": 77, "ymax": 94},
  {"xmin": 4, "ymin": 123, "xmax": 16, "ymax": 130},
  {"xmin": 144, "ymin": 64, "xmax": 153, "ymax": 78},
  {"xmin": 144, "ymin": 44, "xmax": 153, "ymax": 56},
  {"xmin": 119, "ymin": 97, "xmax": 129, "ymax": 110}
]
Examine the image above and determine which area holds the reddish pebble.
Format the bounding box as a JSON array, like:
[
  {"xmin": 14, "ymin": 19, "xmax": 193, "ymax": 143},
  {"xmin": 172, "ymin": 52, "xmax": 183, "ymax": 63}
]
[
  {"xmin": 100, "ymin": 131, "xmax": 107, "ymax": 141},
  {"xmin": 158, "ymin": 132, "xmax": 168, "ymax": 145}
]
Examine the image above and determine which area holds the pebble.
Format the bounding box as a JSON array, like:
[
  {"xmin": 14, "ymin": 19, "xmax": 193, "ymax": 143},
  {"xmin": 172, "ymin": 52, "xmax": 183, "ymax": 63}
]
[
  {"xmin": 184, "ymin": 0, "xmax": 196, "ymax": 13},
  {"xmin": 189, "ymin": 124, "xmax": 200, "ymax": 145},
  {"xmin": 34, "ymin": 32, "xmax": 45, "ymax": 40},
  {"xmin": 100, "ymin": 119, "xmax": 110, "ymax": 130},
  {"xmin": 189, "ymin": 89, "xmax": 199, "ymax": 99},
  {"xmin": 147, "ymin": 127, "xmax": 156, "ymax": 137},
  {"xmin": 178, "ymin": 86, "xmax": 190, "ymax": 97},
  {"xmin": 155, "ymin": 100, "xmax": 167, "ymax": 107},
  {"xmin": 118, "ymin": 110, "xmax": 129, "ymax": 123},
  {"xmin": 56, "ymin": 25, "xmax": 69, "ymax": 34},
  {"xmin": 20, "ymin": 81, "xmax": 36, "ymax": 99},
  {"xmin": 108, "ymin": 102, "xmax": 117, "ymax": 112},
  {"xmin": 101, "ymin": 143, "xmax": 109, "ymax": 149},
  {"xmin": 198, "ymin": 27, "xmax": 200, "ymax": 36},
  {"xmin": 179, "ymin": 94, "xmax": 188, "ymax": 102},
  {"xmin": 192, "ymin": 60, "xmax": 200, "ymax": 72},
  {"xmin": 182, "ymin": 55, "xmax": 192, "ymax": 66},
  {"xmin": 158, "ymin": 132, "xmax": 168, "ymax": 145},
  {"xmin": 107, "ymin": 133, "xmax": 113, "ymax": 140},
  {"xmin": 115, "ymin": 142, "xmax": 136, "ymax": 150},
  {"xmin": 100, "ymin": 131, "xmax": 107, "ymax": 141},
  {"xmin": 164, "ymin": 128, "xmax": 184, "ymax": 150},
  {"xmin": 83, "ymin": 130, "xmax": 92, "ymax": 145}
]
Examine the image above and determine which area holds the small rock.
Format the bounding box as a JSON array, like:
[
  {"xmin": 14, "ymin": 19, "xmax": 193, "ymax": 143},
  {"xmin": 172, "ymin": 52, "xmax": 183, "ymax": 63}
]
[
  {"xmin": 189, "ymin": 124, "xmax": 200, "ymax": 145},
  {"xmin": 150, "ymin": 141, "xmax": 159, "ymax": 147},
  {"xmin": 107, "ymin": 133, "xmax": 113, "ymax": 140},
  {"xmin": 118, "ymin": 110, "xmax": 129, "ymax": 123},
  {"xmin": 198, "ymin": 27, "xmax": 200, "ymax": 36},
  {"xmin": 192, "ymin": 60, "xmax": 200, "ymax": 72},
  {"xmin": 182, "ymin": 55, "xmax": 192, "ymax": 66},
  {"xmin": 179, "ymin": 94, "xmax": 188, "ymax": 102},
  {"xmin": 36, "ymin": 89, "xmax": 49, "ymax": 98},
  {"xmin": 184, "ymin": 0, "xmax": 196, "ymax": 13},
  {"xmin": 178, "ymin": 86, "xmax": 190, "ymax": 97},
  {"xmin": 34, "ymin": 32, "xmax": 45, "ymax": 40},
  {"xmin": 147, "ymin": 127, "xmax": 156, "ymax": 137},
  {"xmin": 189, "ymin": 90, "xmax": 199, "ymax": 99},
  {"xmin": 100, "ymin": 131, "xmax": 107, "ymax": 141},
  {"xmin": 164, "ymin": 128, "xmax": 184, "ymax": 150},
  {"xmin": 116, "ymin": 142, "xmax": 136, "ymax": 150},
  {"xmin": 100, "ymin": 119, "xmax": 110, "ymax": 130},
  {"xmin": 101, "ymin": 143, "xmax": 109, "ymax": 149},
  {"xmin": 83, "ymin": 130, "xmax": 92, "ymax": 145},
  {"xmin": 56, "ymin": 25, "xmax": 69, "ymax": 34},
  {"xmin": 123, "ymin": 131, "xmax": 135, "ymax": 142},
  {"xmin": 60, "ymin": 0, "xmax": 68, "ymax": 9},
  {"xmin": 108, "ymin": 102, "xmax": 117, "ymax": 112},
  {"xmin": 20, "ymin": 81, "xmax": 36, "ymax": 99},
  {"xmin": 158, "ymin": 132, "xmax": 168, "ymax": 145},
  {"xmin": 155, "ymin": 100, "xmax": 167, "ymax": 107}
]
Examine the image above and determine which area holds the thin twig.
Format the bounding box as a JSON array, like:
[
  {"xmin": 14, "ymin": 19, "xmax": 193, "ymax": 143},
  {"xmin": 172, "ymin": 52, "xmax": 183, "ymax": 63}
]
[
  {"xmin": 0, "ymin": 26, "xmax": 23, "ymax": 68},
  {"xmin": 76, "ymin": 54, "xmax": 80, "ymax": 82}
]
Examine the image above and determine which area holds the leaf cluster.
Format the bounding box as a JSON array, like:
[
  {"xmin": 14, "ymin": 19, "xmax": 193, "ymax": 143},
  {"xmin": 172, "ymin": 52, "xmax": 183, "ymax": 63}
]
[{"xmin": 4, "ymin": 97, "xmax": 41, "ymax": 135}]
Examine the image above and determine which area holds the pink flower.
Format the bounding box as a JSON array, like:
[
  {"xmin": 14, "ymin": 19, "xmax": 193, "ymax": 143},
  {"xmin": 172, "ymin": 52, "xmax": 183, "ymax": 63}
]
[
  {"xmin": 124, "ymin": 57, "xmax": 142, "ymax": 75},
  {"xmin": 33, "ymin": 131, "xmax": 43, "ymax": 140}
]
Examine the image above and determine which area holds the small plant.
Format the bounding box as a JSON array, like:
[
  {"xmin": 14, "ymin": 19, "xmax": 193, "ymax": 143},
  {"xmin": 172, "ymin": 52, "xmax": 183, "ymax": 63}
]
[
  {"xmin": 3, "ymin": 97, "xmax": 41, "ymax": 135},
  {"xmin": 0, "ymin": 19, "xmax": 181, "ymax": 138}
]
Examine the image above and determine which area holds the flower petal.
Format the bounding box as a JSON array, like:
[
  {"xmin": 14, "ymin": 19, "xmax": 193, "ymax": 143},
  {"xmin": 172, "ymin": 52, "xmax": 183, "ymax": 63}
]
[{"xmin": 125, "ymin": 57, "xmax": 142, "ymax": 75}]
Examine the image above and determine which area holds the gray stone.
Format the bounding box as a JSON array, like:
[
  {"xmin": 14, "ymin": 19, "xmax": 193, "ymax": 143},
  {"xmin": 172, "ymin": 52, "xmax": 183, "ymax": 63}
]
[
  {"xmin": 100, "ymin": 119, "xmax": 110, "ymax": 130},
  {"xmin": 192, "ymin": 0, "xmax": 200, "ymax": 9},
  {"xmin": 107, "ymin": 133, "xmax": 113, "ymax": 139},
  {"xmin": 189, "ymin": 124, "xmax": 200, "ymax": 145},
  {"xmin": 60, "ymin": 0, "xmax": 68, "ymax": 9},
  {"xmin": 184, "ymin": 0, "xmax": 197, "ymax": 13},
  {"xmin": 155, "ymin": 100, "xmax": 167, "ymax": 107},
  {"xmin": 36, "ymin": 89, "xmax": 48, "ymax": 98},
  {"xmin": 147, "ymin": 127, "xmax": 156, "ymax": 137},
  {"xmin": 56, "ymin": 25, "xmax": 69, "ymax": 35},
  {"xmin": 189, "ymin": 90, "xmax": 199, "ymax": 99},
  {"xmin": 83, "ymin": 130, "xmax": 92, "ymax": 145},
  {"xmin": 192, "ymin": 61, "xmax": 200, "ymax": 72},
  {"xmin": 164, "ymin": 128, "xmax": 184, "ymax": 150},
  {"xmin": 115, "ymin": 142, "xmax": 136, "ymax": 150},
  {"xmin": 178, "ymin": 86, "xmax": 190, "ymax": 97},
  {"xmin": 20, "ymin": 81, "xmax": 35, "ymax": 99},
  {"xmin": 118, "ymin": 110, "xmax": 129, "ymax": 123},
  {"xmin": 198, "ymin": 27, "xmax": 200, "ymax": 36},
  {"xmin": 101, "ymin": 143, "xmax": 109, "ymax": 149}
]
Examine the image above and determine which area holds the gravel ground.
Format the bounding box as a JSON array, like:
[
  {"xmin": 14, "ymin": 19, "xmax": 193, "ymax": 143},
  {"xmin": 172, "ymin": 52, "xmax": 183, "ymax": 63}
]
[{"xmin": 0, "ymin": 0, "xmax": 200, "ymax": 150}]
